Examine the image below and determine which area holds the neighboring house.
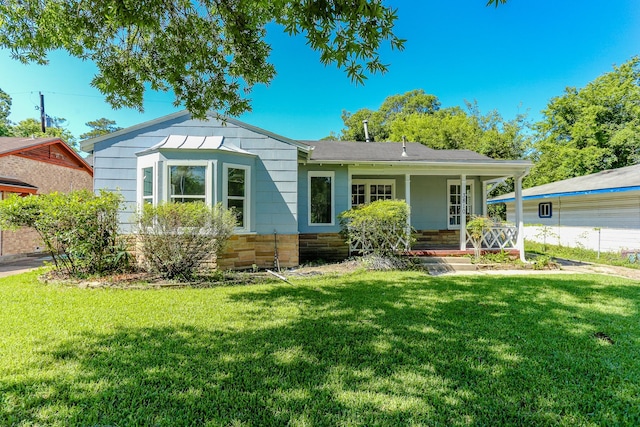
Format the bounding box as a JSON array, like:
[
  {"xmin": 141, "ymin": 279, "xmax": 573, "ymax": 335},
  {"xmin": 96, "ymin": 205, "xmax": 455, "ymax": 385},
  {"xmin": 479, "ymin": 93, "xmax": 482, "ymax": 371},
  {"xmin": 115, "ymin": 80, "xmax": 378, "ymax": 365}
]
[
  {"xmin": 81, "ymin": 111, "xmax": 531, "ymax": 269},
  {"xmin": 0, "ymin": 137, "xmax": 94, "ymax": 257},
  {"xmin": 489, "ymin": 164, "xmax": 640, "ymax": 253}
]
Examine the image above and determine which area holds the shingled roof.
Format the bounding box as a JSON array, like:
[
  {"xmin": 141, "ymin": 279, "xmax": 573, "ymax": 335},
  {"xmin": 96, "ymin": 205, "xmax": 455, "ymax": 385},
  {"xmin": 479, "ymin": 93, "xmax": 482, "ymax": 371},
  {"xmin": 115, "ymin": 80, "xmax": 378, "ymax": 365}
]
[{"xmin": 302, "ymin": 140, "xmax": 491, "ymax": 162}]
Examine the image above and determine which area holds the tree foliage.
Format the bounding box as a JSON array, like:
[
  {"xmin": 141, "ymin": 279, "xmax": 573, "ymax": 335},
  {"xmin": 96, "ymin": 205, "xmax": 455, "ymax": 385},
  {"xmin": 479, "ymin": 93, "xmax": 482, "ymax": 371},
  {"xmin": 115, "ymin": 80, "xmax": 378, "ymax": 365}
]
[
  {"xmin": 136, "ymin": 202, "xmax": 237, "ymax": 280},
  {"xmin": 0, "ymin": 190, "xmax": 129, "ymax": 277},
  {"xmin": 340, "ymin": 89, "xmax": 440, "ymax": 141},
  {"xmin": 527, "ymin": 57, "xmax": 640, "ymax": 186},
  {"xmin": 9, "ymin": 117, "xmax": 78, "ymax": 148},
  {"xmin": 339, "ymin": 91, "xmax": 530, "ymax": 160},
  {"xmin": 0, "ymin": 0, "xmax": 404, "ymax": 118},
  {"xmin": 0, "ymin": 87, "xmax": 10, "ymax": 136},
  {"xmin": 80, "ymin": 118, "xmax": 122, "ymax": 140}
]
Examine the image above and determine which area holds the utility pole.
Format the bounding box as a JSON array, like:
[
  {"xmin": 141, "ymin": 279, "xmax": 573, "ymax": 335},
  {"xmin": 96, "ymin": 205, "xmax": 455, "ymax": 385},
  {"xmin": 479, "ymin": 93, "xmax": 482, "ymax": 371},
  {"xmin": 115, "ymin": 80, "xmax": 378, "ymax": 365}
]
[{"xmin": 39, "ymin": 92, "xmax": 45, "ymax": 133}]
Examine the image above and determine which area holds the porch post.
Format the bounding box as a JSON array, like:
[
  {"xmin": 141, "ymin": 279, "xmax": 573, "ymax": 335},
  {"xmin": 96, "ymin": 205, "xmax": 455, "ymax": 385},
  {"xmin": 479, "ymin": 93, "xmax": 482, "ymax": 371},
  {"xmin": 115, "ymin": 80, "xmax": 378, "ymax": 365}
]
[
  {"xmin": 405, "ymin": 174, "xmax": 411, "ymax": 249},
  {"xmin": 515, "ymin": 173, "xmax": 526, "ymax": 262},
  {"xmin": 459, "ymin": 174, "xmax": 467, "ymax": 251},
  {"xmin": 482, "ymin": 181, "xmax": 487, "ymax": 216}
]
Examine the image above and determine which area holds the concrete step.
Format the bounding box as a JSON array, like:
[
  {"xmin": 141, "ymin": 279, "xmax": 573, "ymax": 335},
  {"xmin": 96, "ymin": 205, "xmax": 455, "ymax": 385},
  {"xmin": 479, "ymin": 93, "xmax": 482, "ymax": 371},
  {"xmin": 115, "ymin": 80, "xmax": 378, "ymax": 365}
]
[
  {"xmin": 416, "ymin": 256, "xmax": 472, "ymax": 265},
  {"xmin": 414, "ymin": 256, "xmax": 477, "ymax": 275}
]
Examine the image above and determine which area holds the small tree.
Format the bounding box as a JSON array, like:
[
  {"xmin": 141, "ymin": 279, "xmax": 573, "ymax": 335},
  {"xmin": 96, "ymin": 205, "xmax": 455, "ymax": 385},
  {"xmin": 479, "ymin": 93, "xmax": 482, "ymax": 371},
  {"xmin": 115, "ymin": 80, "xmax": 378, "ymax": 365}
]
[
  {"xmin": 0, "ymin": 190, "xmax": 128, "ymax": 276},
  {"xmin": 466, "ymin": 215, "xmax": 495, "ymax": 261},
  {"xmin": 339, "ymin": 199, "xmax": 413, "ymax": 257},
  {"xmin": 135, "ymin": 202, "xmax": 236, "ymax": 280}
]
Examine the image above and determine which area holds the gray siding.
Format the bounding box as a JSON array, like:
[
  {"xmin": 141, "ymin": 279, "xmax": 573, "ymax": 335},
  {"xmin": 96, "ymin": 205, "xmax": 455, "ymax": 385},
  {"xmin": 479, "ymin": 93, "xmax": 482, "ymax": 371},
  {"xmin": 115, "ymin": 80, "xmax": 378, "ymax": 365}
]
[{"xmin": 93, "ymin": 116, "xmax": 299, "ymax": 234}]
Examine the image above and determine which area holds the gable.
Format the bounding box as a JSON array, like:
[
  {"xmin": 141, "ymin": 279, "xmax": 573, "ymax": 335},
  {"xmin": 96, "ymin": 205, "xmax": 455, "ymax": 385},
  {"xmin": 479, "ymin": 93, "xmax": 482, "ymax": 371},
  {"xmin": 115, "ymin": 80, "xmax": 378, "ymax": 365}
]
[{"xmin": 0, "ymin": 137, "xmax": 93, "ymax": 176}]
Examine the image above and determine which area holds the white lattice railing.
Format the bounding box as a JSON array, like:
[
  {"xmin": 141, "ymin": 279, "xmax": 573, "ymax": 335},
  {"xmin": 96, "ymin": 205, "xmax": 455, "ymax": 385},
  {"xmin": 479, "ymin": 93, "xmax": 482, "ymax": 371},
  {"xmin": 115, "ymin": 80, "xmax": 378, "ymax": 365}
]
[
  {"xmin": 347, "ymin": 223, "xmax": 411, "ymax": 254},
  {"xmin": 465, "ymin": 225, "xmax": 518, "ymax": 249}
]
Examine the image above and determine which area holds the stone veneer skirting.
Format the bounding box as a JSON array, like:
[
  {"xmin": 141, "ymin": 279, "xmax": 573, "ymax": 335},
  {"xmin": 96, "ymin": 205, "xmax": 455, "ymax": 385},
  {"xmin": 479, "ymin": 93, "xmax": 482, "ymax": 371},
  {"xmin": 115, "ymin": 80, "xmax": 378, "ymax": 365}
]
[
  {"xmin": 299, "ymin": 233, "xmax": 349, "ymax": 263},
  {"xmin": 216, "ymin": 233, "xmax": 299, "ymax": 270},
  {"xmin": 413, "ymin": 229, "xmax": 461, "ymax": 247}
]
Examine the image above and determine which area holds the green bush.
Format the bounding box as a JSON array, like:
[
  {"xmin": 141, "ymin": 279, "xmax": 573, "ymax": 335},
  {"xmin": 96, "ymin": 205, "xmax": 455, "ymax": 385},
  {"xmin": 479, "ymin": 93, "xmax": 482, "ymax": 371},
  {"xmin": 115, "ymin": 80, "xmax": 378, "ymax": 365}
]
[
  {"xmin": 135, "ymin": 202, "xmax": 236, "ymax": 281},
  {"xmin": 339, "ymin": 199, "xmax": 413, "ymax": 256},
  {"xmin": 0, "ymin": 190, "xmax": 128, "ymax": 276}
]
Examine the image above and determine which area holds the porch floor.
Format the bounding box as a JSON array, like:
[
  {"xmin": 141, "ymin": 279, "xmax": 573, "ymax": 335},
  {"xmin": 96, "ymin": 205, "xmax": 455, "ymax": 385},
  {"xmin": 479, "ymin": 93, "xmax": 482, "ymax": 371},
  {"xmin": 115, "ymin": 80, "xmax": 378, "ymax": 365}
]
[{"xmin": 406, "ymin": 246, "xmax": 520, "ymax": 257}]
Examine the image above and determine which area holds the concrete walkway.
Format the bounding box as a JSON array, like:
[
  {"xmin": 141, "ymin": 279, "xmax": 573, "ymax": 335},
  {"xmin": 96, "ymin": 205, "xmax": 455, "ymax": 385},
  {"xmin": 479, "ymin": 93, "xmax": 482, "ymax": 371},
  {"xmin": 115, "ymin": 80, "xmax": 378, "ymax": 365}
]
[{"xmin": 0, "ymin": 255, "xmax": 51, "ymax": 278}]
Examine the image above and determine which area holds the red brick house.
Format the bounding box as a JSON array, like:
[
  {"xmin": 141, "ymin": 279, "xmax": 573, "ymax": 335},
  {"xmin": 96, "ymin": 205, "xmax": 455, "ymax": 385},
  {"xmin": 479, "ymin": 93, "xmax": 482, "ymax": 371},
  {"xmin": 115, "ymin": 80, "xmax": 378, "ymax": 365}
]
[{"xmin": 0, "ymin": 137, "xmax": 93, "ymax": 257}]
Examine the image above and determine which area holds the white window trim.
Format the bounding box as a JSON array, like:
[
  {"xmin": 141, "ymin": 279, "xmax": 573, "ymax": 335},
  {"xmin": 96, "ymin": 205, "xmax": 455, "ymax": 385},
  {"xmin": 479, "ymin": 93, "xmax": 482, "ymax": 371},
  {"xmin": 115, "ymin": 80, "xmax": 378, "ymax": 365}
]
[
  {"xmin": 308, "ymin": 171, "xmax": 335, "ymax": 226},
  {"xmin": 223, "ymin": 163, "xmax": 251, "ymax": 233},
  {"xmin": 351, "ymin": 179, "xmax": 396, "ymax": 207},
  {"xmin": 137, "ymin": 154, "xmax": 160, "ymax": 208},
  {"xmin": 447, "ymin": 179, "xmax": 474, "ymax": 230},
  {"xmin": 164, "ymin": 160, "xmax": 215, "ymax": 205}
]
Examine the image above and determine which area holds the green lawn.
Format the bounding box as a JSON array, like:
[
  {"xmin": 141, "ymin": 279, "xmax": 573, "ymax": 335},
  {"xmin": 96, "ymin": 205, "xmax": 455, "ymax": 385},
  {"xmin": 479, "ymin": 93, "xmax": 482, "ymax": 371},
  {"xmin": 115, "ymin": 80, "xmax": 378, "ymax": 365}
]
[{"xmin": 1, "ymin": 270, "xmax": 639, "ymax": 426}]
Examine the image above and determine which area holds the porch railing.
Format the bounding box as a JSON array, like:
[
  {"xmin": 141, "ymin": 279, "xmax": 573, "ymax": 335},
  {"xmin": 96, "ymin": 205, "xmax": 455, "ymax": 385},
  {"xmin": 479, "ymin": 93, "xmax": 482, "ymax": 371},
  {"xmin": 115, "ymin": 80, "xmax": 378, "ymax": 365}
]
[
  {"xmin": 347, "ymin": 223, "xmax": 411, "ymax": 254},
  {"xmin": 465, "ymin": 225, "xmax": 518, "ymax": 250}
]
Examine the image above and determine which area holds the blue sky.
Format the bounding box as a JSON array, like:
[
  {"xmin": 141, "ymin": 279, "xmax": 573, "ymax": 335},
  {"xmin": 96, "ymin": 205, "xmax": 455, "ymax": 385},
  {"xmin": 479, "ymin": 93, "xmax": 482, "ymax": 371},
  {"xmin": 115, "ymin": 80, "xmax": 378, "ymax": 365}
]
[{"xmin": 1, "ymin": 0, "xmax": 639, "ymax": 147}]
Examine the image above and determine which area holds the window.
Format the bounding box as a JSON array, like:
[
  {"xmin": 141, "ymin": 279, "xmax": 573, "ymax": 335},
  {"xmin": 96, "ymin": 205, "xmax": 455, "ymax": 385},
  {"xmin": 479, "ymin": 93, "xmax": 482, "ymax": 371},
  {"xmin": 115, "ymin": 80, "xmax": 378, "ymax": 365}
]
[
  {"xmin": 539, "ymin": 202, "xmax": 552, "ymax": 218},
  {"xmin": 224, "ymin": 164, "xmax": 250, "ymax": 231},
  {"xmin": 142, "ymin": 167, "xmax": 154, "ymax": 204},
  {"xmin": 309, "ymin": 172, "xmax": 334, "ymax": 225},
  {"xmin": 169, "ymin": 165, "xmax": 206, "ymax": 203},
  {"xmin": 351, "ymin": 179, "xmax": 395, "ymax": 207},
  {"xmin": 447, "ymin": 180, "xmax": 474, "ymax": 229}
]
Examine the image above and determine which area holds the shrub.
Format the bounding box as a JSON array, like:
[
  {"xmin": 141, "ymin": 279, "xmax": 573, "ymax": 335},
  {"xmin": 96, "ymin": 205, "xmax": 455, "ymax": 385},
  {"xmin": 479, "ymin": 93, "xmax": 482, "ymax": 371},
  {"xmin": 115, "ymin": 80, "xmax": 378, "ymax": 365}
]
[
  {"xmin": 0, "ymin": 190, "xmax": 128, "ymax": 276},
  {"xmin": 135, "ymin": 202, "xmax": 236, "ymax": 281},
  {"xmin": 339, "ymin": 199, "xmax": 414, "ymax": 257}
]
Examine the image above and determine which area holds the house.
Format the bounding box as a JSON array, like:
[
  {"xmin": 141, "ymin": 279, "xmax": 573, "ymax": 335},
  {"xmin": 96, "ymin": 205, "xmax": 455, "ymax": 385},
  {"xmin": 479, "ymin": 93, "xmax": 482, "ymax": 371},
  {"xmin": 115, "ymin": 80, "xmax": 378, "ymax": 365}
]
[
  {"xmin": 81, "ymin": 111, "xmax": 531, "ymax": 269},
  {"xmin": 488, "ymin": 164, "xmax": 640, "ymax": 253},
  {"xmin": 0, "ymin": 137, "xmax": 94, "ymax": 257}
]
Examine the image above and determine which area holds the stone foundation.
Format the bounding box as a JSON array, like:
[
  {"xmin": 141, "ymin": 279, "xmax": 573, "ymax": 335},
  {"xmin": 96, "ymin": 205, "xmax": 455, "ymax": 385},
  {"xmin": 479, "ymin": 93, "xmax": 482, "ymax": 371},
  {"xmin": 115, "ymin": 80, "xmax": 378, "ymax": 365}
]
[
  {"xmin": 299, "ymin": 233, "xmax": 349, "ymax": 263},
  {"xmin": 217, "ymin": 233, "xmax": 299, "ymax": 270},
  {"xmin": 413, "ymin": 229, "xmax": 460, "ymax": 248}
]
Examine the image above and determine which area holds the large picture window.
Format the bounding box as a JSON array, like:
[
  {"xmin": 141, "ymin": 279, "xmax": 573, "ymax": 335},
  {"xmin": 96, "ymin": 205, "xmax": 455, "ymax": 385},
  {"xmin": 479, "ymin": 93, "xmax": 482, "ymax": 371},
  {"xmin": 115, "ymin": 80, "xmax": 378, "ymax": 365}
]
[
  {"xmin": 447, "ymin": 180, "xmax": 474, "ymax": 229},
  {"xmin": 169, "ymin": 165, "xmax": 206, "ymax": 203},
  {"xmin": 224, "ymin": 164, "xmax": 250, "ymax": 232},
  {"xmin": 309, "ymin": 171, "xmax": 334, "ymax": 225},
  {"xmin": 351, "ymin": 179, "xmax": 395, "ymax": 207}
]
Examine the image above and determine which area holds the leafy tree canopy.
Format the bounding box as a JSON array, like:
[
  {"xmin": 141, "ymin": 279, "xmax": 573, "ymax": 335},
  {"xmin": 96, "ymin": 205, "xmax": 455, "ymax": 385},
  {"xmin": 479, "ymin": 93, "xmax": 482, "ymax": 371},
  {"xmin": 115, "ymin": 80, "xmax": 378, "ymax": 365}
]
[
  {"xmin": 0, "ymin": 0, "xmax": 405, "ymax": 118},
  {"xmin": 0, "ymin": 88, "xmax": 10, "ymax": 137},
  {"xmin": 340, "ymin": 89, "xmax": 440, "ymax": 141},
  {"xmin": 527, "ymin": 56, "xmax": 640, "ymax": 187},
  {"xmin": 10, "ymin": 117, "xmax": 77, "ymax": 149},
  {"xmin": 338, "ymin": 91, "xmax": 530, "ymax": 160},
  {"xmin": 80, "ymin": 118, "xmax": 122, "ymax": 140}
]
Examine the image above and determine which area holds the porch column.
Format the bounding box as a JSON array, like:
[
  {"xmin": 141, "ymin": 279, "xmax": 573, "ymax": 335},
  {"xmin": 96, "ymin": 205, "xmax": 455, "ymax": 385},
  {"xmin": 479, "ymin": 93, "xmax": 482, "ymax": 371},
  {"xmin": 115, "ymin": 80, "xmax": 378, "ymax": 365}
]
[
  {"xmin": 515, "ymin": 173, "xmax": 526, "ymax": 262},
  {"xmin": 405, "ymin": 174, "xmax": 411, "ymax": 249},
  {"xmin": 459, "ymin": 174, "xmax": 467, "ymax": 251},
  {"xmin": 482, "ymin": 181, "xmax": 487, "ymax": 216}
]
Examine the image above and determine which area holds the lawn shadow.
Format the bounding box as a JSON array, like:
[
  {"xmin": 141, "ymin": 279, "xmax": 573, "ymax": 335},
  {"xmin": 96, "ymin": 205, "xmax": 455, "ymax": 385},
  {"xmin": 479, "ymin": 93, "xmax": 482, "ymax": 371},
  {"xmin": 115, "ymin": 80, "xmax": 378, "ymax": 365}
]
[{"xmin": 2, "ymin": 272, "xmax": 639, "ymax": 425}]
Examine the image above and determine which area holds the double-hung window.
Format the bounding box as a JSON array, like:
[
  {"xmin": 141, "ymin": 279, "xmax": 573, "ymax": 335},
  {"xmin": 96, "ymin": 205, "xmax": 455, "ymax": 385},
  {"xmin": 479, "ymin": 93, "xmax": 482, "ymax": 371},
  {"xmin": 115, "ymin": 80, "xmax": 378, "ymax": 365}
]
[
  {"xmin": 351, "ymin": 179, "xmax": 395, "ymax": 207},
  {"xmin": 224, "ymin": 164, "xmax": 250, "ymax": 232},
  {"xmin": 142, "ymin": 166, "xmax": 154, "ymax": 205},
  {"xmin": 164, "ymin": 160, "xmax": 214, "ymax": 205},
  {"xmin": 309, "ymin": 171, "xmax": 334, "ymax": 225},
  {"xmin": 447, "ymin": 180, "xmax": 474, "ymax": 229},
  {"xmin": 169, "ymin": 165, "xmax": 206, "ymax": 203}
]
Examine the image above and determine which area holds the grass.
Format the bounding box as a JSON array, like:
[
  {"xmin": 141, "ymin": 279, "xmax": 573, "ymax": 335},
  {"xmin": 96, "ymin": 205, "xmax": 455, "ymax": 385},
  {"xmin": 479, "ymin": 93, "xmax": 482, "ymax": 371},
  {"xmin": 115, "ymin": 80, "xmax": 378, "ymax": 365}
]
[
  {"xmin": 1, "ymin": 269, "xmax": 640, "ymax": 426},
  {"xmin": 526, "ymin": 240, "xmax": 640, "ymax": 269}
]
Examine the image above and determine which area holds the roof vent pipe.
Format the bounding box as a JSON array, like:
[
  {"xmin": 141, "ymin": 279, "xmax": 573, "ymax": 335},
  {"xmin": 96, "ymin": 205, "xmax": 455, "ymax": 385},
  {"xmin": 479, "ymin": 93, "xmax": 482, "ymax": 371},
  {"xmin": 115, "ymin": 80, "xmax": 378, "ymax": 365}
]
[
  {"xmin": 363, "ymin": 120, "xmax": 370, "ymax": 142},
  {"xmin": 402, "ymin": 135, "xmax": 408, "ymax": 157}
]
